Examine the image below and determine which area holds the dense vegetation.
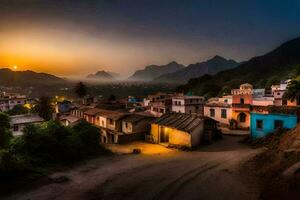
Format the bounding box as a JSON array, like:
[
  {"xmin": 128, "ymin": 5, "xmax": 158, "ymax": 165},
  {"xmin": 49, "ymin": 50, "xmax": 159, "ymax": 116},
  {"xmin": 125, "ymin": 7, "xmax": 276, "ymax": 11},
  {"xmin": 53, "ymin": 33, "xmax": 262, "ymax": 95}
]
[
  {"xmin": 177, "ymin": 37, "xmax": 300, "ymax": 98},
  {"xmin": 0, "ymin": 116, "xmax": 108, "ymax": 182}
]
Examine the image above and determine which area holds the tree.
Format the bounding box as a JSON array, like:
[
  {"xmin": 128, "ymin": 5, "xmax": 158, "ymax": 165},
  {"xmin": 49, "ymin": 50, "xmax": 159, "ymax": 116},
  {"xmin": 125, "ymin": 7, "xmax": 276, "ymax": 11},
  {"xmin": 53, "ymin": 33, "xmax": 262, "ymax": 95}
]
[
  {"xmin": 5, "ymin": 104, "xmax": 29, "ymax": 116},
  {"xmin": 0, "ymin": 113, "xmax": 12, "ymax": 149},
  {"xmin": 283, "ymin": 80, "xmax": 300, "ymax": 101},
  {"xmin": 34, "ymin": 96, "xmax": 54, "ymax": 121},
  {"xmin": 75, "ymin": 82, "xmax": 87, "ymax": 98},
  {"xmin": 108, "ymin": 94, "xmax": 116, "ymax": 102}
]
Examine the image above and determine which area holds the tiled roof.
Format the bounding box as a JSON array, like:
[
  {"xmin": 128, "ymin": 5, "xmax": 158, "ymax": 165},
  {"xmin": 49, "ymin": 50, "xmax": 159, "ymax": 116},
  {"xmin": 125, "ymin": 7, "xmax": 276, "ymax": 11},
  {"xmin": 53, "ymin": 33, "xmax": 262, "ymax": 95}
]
[
  {"xmin": 84, "ymin": 108, "xmax": 103, "ymax": 116},
  {"xmin": 152, "ymin": 113, "xmax": 203, "ymax": 133},
  {"xmin": 10, "ymin": 114, "xmax": 44, "ymax": 125},
  {"xmin": 59, "ymin": 115, "xmax": 81, "ymax": 123},
  {"xmin": 122, "ymin": 114, "xmax": 154, "ymax": 123},
  {"xmin": 95, "ymin": 109, "xmax": 128, "ymax": 120}
]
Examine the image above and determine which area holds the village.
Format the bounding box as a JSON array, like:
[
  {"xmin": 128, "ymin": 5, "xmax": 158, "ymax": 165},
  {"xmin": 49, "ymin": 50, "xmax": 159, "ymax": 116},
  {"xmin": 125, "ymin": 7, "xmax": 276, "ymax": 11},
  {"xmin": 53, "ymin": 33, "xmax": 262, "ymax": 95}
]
[
  {"xmin": 2, "ymin": 79, "xmax": 299, "ymax": 150},
  {"xmin": 2, "ymin": 79, "xmax": 300, "ymax": 199}
]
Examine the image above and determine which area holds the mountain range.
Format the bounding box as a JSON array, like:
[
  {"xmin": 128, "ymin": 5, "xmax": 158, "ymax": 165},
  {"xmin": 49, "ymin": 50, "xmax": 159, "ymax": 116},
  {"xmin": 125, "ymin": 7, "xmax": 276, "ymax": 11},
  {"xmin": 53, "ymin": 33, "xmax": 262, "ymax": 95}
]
[
  {"xmin": 177, "ymin": 37, "xmax": 300, "ymax": 97},
  {"xmin": 128, "ymin": 61, "xmax": 184, "ymax": 81},
  {"xmin": 0, "ymin": 68, "xmax": 66, "ymax": 86},
  {"xmin": 154, "ymin": 55, "xmax": 239, "ymax": 83},
  {"xmin": 86, "ymin": 70, "xmax": 117, "ymax": 81}
]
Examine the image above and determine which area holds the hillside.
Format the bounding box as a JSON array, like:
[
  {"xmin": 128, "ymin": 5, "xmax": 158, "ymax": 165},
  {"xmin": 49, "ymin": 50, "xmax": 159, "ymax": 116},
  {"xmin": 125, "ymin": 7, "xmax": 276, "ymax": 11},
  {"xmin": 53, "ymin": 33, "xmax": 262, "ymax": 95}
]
[
  {"xmin": 154, "ymin": 55, "xmax": 239, "ymax": 83},
  {"xmin": 177, "ymin": 37, "xmax": 300, "ymax": 97},
  {"xmin": 86, "ymin": 70, "xmax": 116, "ymax": 82},
  {"xmin": 0, "ymin": 68, "xmax": 67, "ymax": 86},
  {"xmin": 128, "ymin": 61, "xmax": 184, "ymax": 81}
]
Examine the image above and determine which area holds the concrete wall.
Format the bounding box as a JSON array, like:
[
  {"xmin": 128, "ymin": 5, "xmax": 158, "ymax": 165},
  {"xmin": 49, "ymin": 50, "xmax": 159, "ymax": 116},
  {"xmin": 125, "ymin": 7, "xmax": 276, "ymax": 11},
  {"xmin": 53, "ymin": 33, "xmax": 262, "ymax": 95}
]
[
  {"xmin": 250, "ymin": 113, "xmax": 297, "ymax": 138},
  {"xmin": 204, "ymin": 106, "xmax": 232, "ymax": 125}
]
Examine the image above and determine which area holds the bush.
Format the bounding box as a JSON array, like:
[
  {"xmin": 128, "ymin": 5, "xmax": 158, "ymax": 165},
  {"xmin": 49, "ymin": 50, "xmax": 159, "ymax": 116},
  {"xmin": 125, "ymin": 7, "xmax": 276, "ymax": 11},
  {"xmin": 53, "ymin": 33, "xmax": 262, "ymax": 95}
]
[{"xmin": 0, "ymin": 120, "xmax": 108, "ymax": 180}]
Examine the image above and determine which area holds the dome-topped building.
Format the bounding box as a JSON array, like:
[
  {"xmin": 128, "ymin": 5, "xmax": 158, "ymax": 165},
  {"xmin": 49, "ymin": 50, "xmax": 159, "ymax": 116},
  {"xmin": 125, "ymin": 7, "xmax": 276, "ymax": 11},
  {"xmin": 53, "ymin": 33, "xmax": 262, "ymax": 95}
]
[
  {"xmin": 240, "ymin": 83, "xmax": 253, "ymax": 90},
  {"xmin": 231, "ymin": 83, "xmax": 253, "ymax": 95}
]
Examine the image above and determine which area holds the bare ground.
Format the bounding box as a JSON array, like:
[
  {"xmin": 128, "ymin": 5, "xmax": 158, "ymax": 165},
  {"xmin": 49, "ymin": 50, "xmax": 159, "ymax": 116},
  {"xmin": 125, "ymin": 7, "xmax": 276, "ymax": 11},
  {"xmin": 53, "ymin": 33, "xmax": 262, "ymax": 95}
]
[{"xmin": 4, "ymin": 136, "xmax": 262, "ymax": 200}]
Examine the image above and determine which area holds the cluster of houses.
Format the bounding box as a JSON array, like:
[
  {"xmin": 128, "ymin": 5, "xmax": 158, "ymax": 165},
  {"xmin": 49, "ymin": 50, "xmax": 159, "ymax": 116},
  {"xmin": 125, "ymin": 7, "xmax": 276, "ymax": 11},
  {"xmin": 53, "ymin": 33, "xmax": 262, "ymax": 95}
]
[
  {"xmin": 205, "ymin": 81, "xmax": 299, "ymax": 138},
  {"xmin": 3, "ymin": 79, "xmax": 299, "ymax": 149}
]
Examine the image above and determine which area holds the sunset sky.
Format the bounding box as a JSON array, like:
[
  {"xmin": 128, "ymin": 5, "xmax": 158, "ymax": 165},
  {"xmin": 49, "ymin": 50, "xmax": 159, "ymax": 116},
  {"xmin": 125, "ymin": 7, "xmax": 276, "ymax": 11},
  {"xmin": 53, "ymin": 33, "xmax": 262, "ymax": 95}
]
[{"xmin": 0, "ymin": 0, "xmax": 300, "ymax": 77}]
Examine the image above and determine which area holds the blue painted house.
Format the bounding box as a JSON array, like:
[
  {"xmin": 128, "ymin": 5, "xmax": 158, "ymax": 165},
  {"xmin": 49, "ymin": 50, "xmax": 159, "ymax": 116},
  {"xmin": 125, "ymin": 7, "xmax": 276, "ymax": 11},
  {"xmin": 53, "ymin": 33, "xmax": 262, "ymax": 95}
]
[{"xmin": 250, "ymin": 106, "xmax": 298, "ymax": 138}]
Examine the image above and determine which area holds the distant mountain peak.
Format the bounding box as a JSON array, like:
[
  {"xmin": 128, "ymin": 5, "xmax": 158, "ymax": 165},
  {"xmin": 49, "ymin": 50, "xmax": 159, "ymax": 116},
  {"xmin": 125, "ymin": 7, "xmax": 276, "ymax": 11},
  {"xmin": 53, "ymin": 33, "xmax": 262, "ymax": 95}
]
[
  {"xmin": 211, "ymin": 55, "xmax": 226, "ymax": 60},
  {"xmin": 128, "ymin": 61, "xmax": 184, "ymax": 81},
  {"xmin": 154, "ymin": 56, "xmax": 239, "ymax": 83},
  {"xmin": 86, "ymin": 70, "xmax": 116, "ymax": 81}
]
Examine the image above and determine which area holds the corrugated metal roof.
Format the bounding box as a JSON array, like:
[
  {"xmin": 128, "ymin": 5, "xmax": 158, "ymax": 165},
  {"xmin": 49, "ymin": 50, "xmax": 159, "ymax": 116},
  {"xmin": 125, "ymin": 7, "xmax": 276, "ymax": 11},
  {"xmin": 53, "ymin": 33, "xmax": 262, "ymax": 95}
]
[{"xmin": 152, "ymin": 113, "xmax": 203, "ymax": 133}]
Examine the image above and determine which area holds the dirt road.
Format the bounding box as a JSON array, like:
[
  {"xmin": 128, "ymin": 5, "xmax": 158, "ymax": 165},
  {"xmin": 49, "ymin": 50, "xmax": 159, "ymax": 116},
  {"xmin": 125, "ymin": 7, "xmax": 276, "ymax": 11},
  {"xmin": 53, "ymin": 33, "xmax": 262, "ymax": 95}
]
[{"xmin": 5, "ymin": 136, "xmax": 261, "ymax": 200}]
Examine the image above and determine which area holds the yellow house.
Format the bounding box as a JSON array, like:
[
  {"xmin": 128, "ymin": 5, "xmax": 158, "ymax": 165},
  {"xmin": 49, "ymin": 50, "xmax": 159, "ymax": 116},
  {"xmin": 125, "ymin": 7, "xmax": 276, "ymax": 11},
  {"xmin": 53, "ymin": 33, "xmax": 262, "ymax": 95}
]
[{"xmin": 150, "ymin": 113, "xmax": 218, "ymax": 148}]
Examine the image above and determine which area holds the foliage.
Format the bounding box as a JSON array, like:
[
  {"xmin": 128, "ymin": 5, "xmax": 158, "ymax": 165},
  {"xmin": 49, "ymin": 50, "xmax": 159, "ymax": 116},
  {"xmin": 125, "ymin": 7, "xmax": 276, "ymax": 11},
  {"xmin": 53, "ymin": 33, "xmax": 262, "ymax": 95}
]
[
  {"xmin": 266, "ymin": 76, "xmax": 280, "ymax": 87},
  {"xmin": 75, "ymin": 82, "xmax": 88, "ymax": 98},
  {"xmin": 108, "ymin": 94, "xmax": 116, "ymax": 101},
  {"xmin": 0, "ymin": 120, "xmax": 108, "ymax": 179},
  {"xmin": 5, "ymin": 104, "xmax": 30, "ymax": 116},
  {"xmin": 0, "ymin": 113, "xmax": 12, "ymax": 149},
  {"xmin": 283, "ymin": 80, "xmax": 300, "ymax": 101},
  {"xmin": 34, "ymin": 96, "xmax": 54, "ymax": 121}
]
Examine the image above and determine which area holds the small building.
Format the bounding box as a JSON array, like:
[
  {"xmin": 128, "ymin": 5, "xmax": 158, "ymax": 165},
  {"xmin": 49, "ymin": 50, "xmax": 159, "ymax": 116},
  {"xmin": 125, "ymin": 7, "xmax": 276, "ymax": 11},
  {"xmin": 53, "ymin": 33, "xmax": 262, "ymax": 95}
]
[
  {"xmin": 119, "ymin": 114, "xmax": 155, "ymax": 143},
  {"xmin": 71, "ymin": 106, "xmax": 94, "ymax": 119},
  {"xmin": 204, "ymin": 97, "xmax": 232, "ymax": 126},
  {"xmin": 250, "ymin": 106, "xmax": 298, "ymax": 138},
  {"xmin": 83, "ymin": 108, "xmax": 103, "ymax": 124},
  {"xmin": 172, "ymin": 95, "xmax": 205, "ymax": 115},
  {"xmin": 10, "ymin": 114, "xmax": 44, "ymax": 136},
  {"xmin": 231, "ymin": 84, "xmax": 253, "ymax": 129},
  {"xmin": 59, "ymin": 115, "xmax": 81, "ymax": 126},
  {"xmin": 149, "ymin": 98, "xmax": 172, "ymax": 117},
  {"xmin": 0, "ymin": 92, "xmax": 28, "ymax": 112},
  {"xmin": 150, "ymin": 113, "xmax": 219, "ymax": 149}
]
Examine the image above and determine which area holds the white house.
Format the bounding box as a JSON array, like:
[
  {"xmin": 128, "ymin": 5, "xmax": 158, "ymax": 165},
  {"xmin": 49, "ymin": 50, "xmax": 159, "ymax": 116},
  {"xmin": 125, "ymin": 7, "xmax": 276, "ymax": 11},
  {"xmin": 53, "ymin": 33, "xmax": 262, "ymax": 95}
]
[
  {"xmin": 10, "ymin": 114, "xmax": 44, "ymax": 136},
  {"xmin": 204, "ymin": 96, "xmax": 232, "ymax": 125},
  {"xmin": 172, "ymin": 95, "xmax": 205, "ymax": 115}
]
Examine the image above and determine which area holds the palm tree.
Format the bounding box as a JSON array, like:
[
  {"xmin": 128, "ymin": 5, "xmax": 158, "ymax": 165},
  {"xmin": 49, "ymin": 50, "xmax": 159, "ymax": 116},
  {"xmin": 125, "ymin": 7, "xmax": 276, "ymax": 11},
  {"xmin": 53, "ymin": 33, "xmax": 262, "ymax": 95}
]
[
  {"xmin": 283, "ymin": 80, "xmax": 300, "ymax": 101},
  {"xmin": 35, "ymin": 96, "xmax": 54, "ymax": 121},
  {"xmin": 75, "ymin": 82, "xmax": 88, "ymax": 104}
]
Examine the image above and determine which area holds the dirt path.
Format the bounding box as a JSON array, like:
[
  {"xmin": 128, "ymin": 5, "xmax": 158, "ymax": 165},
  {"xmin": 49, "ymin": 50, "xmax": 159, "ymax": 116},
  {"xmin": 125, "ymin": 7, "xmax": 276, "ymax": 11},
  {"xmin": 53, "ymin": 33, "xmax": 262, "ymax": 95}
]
[{"xmin": 4, "ymin": 136, "xmax": 261, "ymax": 200}]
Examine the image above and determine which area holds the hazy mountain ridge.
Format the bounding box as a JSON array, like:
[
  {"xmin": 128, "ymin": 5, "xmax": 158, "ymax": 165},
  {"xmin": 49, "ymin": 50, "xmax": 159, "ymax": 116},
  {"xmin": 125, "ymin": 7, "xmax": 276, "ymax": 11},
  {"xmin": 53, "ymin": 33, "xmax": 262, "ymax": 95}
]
[
  {"xmin": 128, "ymin": 61, "xmax": 185, "ymax": 81},
  {"xmin": 0, "ymin": 68, "xmax": 66, "ymax": 86},
  {"xmin": 177, "ymin": 37, "xmax": 300, "ymax": 97},
  {"xmin": 154, "ymin": 55, "xmax": 239, "ymax": 83},
  {"xmin": 86, "ymin": 70, "xmax": 116, "ymax": 81}
]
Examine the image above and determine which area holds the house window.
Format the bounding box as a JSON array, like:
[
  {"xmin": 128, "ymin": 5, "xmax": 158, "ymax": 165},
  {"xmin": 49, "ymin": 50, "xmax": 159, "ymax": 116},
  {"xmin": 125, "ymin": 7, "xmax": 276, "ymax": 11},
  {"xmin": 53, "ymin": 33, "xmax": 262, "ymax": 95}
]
[
  {"xmin": 256, "ymin": 120, "xmax": 263, "ymax": 130},
  {"xmin": 195, "ymin": 106, "xmax": 199, "ymax": 110},
  {"xmin": 224, "ymin": 99, "xmax": 228, "ymax": 103},
  {"xmin": 125, "ymin": 122, "xmax": 128, "ymax": 128},
  {"xmin": 210, "ymin": 109, "xmax": 215, "ymax": 117},
  {"xmin": 238, "ymin": 113, "xmax": 246, "ymax": 122},
  {"xmin": 240, "ymin": 98, "xmax": 244, "ymax": 104},
  {"xmin": 13, "ymin": 125, "xmax": 19, "ymax": 132},
  {"xmin": 274, "ymin": 120, "xmax": 283, "ymax": 129},
  {"xmin": 221, "ymin": 109, "xmax": 227, "ymax": 119},
  {"xmin": 108, "ymin": 118, "xmax": 114, "ymax": 125}
]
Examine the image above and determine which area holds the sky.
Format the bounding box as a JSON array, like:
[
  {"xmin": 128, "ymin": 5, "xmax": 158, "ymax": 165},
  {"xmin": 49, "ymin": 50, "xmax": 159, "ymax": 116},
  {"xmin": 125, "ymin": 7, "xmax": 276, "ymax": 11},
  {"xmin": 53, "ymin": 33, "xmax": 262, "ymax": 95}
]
[{"xmin": 0, "ymin": 0, "xmax": 300, "ymax": 78}]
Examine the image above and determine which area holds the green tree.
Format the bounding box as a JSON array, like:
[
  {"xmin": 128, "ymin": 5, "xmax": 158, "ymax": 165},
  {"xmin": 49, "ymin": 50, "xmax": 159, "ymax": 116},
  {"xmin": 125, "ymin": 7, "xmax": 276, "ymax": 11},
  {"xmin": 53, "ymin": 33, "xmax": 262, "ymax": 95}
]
[
  {"xmin": 5, "ymin": 104, "xmax": 29, "ymax": 116},
  {"xmin": 283, "ymin": 80, "xmax": 300, "ymax": 101},
  {"xmin": 34, "ymin": 96, "xmax": 54, "ymax": 121},
  {"xmin": 266, "ymin": 76, "xmax": 280, "ymax": 87},
  {"xmin": 75, "ymin": 82, "xmax": 88, "ymax": 98},
  {"xmin": 108, "ymin": 94, "xmax": 116, "ymax": 102},
  {"xmin": 0, "ymin": 113, "xmax": 12, "ymax": 149}
]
